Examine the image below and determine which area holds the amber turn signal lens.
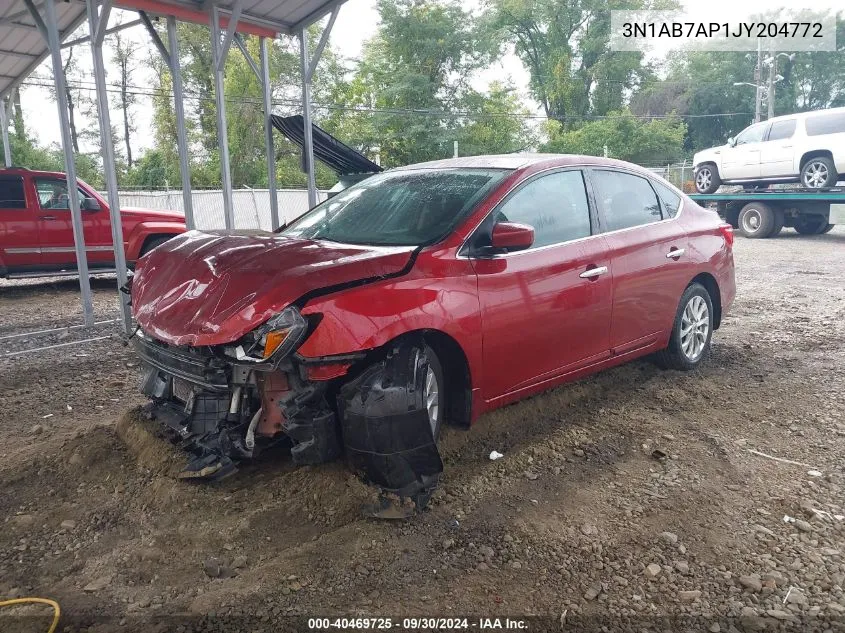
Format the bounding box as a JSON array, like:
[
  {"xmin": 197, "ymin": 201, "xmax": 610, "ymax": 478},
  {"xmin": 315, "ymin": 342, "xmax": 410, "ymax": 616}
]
[{"xmin": 262, "ymin": 329, "xmax": 290, "ymax": 358}]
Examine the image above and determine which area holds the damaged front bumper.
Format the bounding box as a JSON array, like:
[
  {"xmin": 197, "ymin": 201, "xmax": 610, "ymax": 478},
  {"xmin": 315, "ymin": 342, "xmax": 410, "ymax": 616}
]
[{"xmin": 133, "ymin": 330, "xmax": 444, "ymax": 512}]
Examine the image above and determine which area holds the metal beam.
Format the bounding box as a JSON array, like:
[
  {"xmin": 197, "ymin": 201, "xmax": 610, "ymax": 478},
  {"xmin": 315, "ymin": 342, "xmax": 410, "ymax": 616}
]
[
  {"xmin": 20, "ymin": 0, "xmax": 48, "ymax": 40},
  {"xmin": 217, "ymin": 0, "xmax": 243, "ymax": 73},
  {"xmin": 0, "ymin": 98, "xmax": 11, "ymax": 168},
  {"xmin": 42, "ymin": 0, "xmax": 95, "ymax": 326},
  {"xmin": 210, "ymin": 2, "xmax": 235, "ymax": 228},
  {"xmin": 306, "ymin": 6, "xmax": 338, "ymax": 82},
  {"xmin": 166, "ymin": 15, "xmax": 194, "ymax": 230},
  {"xmin": 0, "ymin": 49, "xmax": 38, "ymax": 60},
  {"xmin": 290, "ymin": 0, "xmax": 345, "ymax": 34},
  {"xmin": 60, "ymin": 18, "xmax": 143, "ymax": 48},
  {"xmin": 138, "ymin": 11, "xmax": 170, "ymax": 66},
  {"xmin": 234, "ymin": 33, "xmax": 261, "ymax": 82},
  {"xmin": 86, "ymin": 0, "xmax": 131, "ymax": 334},
  {"xmin": 260, "ymin": 37, "xmax": 279, "ymax": 230},
  {"xmin": 299, "ymin": 29, "xmax": 317, "ymax": 208}
]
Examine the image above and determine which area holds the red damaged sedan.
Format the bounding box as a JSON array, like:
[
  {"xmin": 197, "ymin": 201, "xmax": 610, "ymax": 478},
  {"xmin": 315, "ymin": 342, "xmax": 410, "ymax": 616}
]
[{"xmin": 129, "ymin": 154, "xmax": 735, "ymax": 509}]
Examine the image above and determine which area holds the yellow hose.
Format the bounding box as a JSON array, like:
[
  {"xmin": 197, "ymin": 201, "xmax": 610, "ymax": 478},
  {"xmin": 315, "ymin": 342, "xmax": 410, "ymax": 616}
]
[{"xmin": 0, "ymin": 597, "xmax": 61, "ymax": 633}]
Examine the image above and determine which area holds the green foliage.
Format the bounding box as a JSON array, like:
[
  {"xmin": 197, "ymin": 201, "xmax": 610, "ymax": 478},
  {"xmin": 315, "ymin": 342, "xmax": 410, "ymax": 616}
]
[{"xmin": 543, "ymin": 110, "xmax": 686, "ymax": 165}]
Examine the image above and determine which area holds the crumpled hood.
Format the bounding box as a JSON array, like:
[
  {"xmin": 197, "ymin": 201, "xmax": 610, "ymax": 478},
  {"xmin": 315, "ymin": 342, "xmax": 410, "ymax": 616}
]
[{"xmin": 131, "ymin": 230, "xmax": 416, "ymax": 347}]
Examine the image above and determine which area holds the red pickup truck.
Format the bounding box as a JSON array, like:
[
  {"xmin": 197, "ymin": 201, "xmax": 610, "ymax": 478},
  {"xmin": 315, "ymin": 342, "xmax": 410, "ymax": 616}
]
[{"xmin": 0, "ymin": 167, "xmax": 186, "ymax": 278}]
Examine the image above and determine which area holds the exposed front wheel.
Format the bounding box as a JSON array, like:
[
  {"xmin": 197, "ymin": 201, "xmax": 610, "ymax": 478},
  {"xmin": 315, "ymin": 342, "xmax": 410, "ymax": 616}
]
[
  {"xmin": 694, "ymin": 164, "xmax": 721, "ymax": 194},
  {"xmin": 801, "ymin": 156, "xmax": 837, "ymax": 189},
  {"xmin": 656, "ymin": 283, "xmax": 714, "ymax": 371},
  {"xmin": 738, "ymin": 202, "xmax": 776, "ymax": 238}
]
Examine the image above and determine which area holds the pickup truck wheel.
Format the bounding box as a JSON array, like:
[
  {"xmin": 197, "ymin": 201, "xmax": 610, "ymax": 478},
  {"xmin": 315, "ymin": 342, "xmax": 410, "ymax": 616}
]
[
  {"xmin": 801, "ymin": 156, "xmax": 837, "ymax": 189},
  {"xmin": 694, "ymin": 164, "xmax": 721, "ymax": 194},
  {"xmin": 738, "ymin": 202, "xmax": 775, "ymax": 238},
  {"xmin": 140, "ymin": 235, "xmax": 172, "ymax": 257},
  {"xmin": 656, "ymin": 283, "xmax": 714, "ymax": 371},
  {"xmin": 794, "ymin": 215, "xmax": 829, "ymax": 235}
]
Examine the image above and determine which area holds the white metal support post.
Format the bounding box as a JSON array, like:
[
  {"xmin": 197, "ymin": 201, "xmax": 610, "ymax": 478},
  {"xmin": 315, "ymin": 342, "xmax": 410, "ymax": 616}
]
[
  {"xmin": 24, "ymin": 0, "xmax": 95, "ymax": 326},
  {"xmin": 86, "ymin": 0, "xmax": 132, "ymax": 335},
  {"xmin": 299, "ymin": 8, "xmax": 338, "ymax": 209},
  {"xmin": 260, "ymin": 37, "xmax": 279, "ymax": 230},
  {"xmin": 0, "ymin": 98, "xmax": 11, "ymax": 167},
  {"xmin": 209, "ymin": 1, "xmax": 239, "ymax": 229},
  {"xmin": 167, "ymin": 16, "xmax": 194, "ymax": 229}
]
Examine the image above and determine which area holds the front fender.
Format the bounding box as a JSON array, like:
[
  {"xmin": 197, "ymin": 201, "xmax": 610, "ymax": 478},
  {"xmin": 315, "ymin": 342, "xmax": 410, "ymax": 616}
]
[
  {"xmin": 125, "ymin": 222, "xmax": 187, "ymax": 260},
  {"xmin": 297, "ymin": 257, "xmax": 483, "ymax": 392}
]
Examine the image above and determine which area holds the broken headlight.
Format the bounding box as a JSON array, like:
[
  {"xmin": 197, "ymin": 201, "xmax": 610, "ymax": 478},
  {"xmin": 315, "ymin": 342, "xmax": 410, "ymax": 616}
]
[{"xmin": 224, "ymin": 306, "xmax": 308, "ymax": 364}]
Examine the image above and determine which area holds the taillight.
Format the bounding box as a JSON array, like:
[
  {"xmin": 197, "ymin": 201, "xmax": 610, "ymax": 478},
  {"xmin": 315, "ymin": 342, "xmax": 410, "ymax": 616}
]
[{"xmin": 719, "ymin": 224, "xmax": 734, "ymax": 248}]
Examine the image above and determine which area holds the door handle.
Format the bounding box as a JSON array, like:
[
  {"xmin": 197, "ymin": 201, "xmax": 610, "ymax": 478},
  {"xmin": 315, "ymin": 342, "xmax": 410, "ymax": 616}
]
[
  {"xmin": 579, "ymin": 266, "xmax": 608, "ymax": 279},
  {"xmin": 39, "ymin": 215, "xmax": 56, "ymax": 221},
  {"xmin": 666, "ymin": 248, "xmax": 685, "ymax": 259}
]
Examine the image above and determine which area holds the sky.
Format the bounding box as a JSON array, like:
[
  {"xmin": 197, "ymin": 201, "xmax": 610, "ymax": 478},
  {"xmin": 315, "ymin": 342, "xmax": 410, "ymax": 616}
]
[{"xmin": 16, "ymin": 0, "xmax": 843, "ymax": 158}]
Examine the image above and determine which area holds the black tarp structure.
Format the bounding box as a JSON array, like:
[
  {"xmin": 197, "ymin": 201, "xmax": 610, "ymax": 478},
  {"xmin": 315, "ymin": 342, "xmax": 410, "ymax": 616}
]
[{"xmin": 271, "ymin": 114, "xmax": 382, "ymax": 176}]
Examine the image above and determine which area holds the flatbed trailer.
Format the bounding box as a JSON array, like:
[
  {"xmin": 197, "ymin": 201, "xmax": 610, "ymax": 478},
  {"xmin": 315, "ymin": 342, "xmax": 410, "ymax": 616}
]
[{"xmin": 690, "ymin": 189, "xmax": 845, "ymax": 239}]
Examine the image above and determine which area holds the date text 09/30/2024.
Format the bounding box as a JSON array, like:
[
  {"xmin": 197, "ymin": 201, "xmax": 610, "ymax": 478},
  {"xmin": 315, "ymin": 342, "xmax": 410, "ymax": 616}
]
[{"xmin": 308, "ymin": 618, "xmax": 529, "ymax": 630}]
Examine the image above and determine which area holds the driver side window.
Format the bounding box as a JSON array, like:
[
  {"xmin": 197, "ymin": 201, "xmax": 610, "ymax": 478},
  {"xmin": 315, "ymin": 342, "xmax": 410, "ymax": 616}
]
[
  {"xmin": 35, "ymin": 179, "xmax": 90, "ymax": 210},
  {"xmin": 734, "ymin": 123, "xmax": 767, "ymax": 145}
]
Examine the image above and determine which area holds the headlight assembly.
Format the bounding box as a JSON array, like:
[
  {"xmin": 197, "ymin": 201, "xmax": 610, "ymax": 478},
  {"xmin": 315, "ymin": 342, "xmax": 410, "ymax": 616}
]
[{"xmin": 224, "ymin": 306, "xmax": 308, "ymax": 364}]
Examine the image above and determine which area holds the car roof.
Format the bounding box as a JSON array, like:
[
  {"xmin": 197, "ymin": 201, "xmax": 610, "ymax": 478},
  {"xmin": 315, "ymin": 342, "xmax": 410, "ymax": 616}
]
[
  {"xmin": 764, "ymin": 106, "xmax": 845, "ymax": 124},
  {"xmin": 391, "ymin": 153, "xmax": 647, "ymax": 172},
  {"xmin": 0, "ymin": 167, "xmax": 69, "ymax": 178}
]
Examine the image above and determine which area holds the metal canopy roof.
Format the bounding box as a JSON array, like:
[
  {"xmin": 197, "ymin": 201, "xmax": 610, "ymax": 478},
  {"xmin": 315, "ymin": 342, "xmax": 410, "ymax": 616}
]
[
  {"xmin": 0, "ymin": 1, "xmax": 89, "ymax": 99},
  {"xmin": 0, "ymin": 0, "xmax": 346, "ymax": 99}
]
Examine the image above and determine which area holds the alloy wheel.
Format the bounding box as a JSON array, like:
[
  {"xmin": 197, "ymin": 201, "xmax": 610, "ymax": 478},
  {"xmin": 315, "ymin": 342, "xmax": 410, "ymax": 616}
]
[
  {"xmin": 696, "ymin": 168, "xmax": 712, "ymax": 192},
  {"xmin": 803, "ymin": 161, "xmax": 829, "ymax": 188},
  {"xmin": 424, "ymin": 365, "xmax": 440, "ymax": 435},
  {"xmin": 680, "ymin": 295, "xmax": 710, "ymax": 361}
]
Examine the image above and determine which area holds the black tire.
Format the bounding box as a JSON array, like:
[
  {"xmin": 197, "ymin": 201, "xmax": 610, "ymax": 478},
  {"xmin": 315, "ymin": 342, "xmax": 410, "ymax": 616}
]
[
  {"xmin": 423, "ymin": 343, "xmax": 445, "ymax": 441},
  {"xmin": 769, "ymin": 208, "xmax": 785, "ymax": 237},
  {"xmin": 694, "ymin": 164, "xmax": 721, "ymax": 194},
  {"xmin": 794, "ymin": 215, "xmax": 829, "ymax": 235},
  {"xmin": 800, "ymin": 156, "xmax": 837, "ymax": 189},
  {"xmin": 738, "ymin": 202, "xmax": 776, "ymax": 238},
  {"xmin": 656, "ymin": 283, "xmax": 715, "ymax": 371},
  {"xmin": 820, "ymin": 223, "xmax": 835, "ymax": 234},
  {"xmin": 140, "ymin": 235, "xmax": 172, "ymax": 257}
]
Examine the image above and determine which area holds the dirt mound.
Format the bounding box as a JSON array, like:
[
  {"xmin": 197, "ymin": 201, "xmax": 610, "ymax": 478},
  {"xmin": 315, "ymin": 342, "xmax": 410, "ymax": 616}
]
[{"xmin": 114, "ymin": 407, "xmax": 184, "ymax": 478}]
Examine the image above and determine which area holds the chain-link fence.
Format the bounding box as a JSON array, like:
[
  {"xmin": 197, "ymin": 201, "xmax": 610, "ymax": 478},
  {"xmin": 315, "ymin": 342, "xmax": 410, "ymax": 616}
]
[
  {"xmin": 112, "ymin": 188, "xmax": 329, "ymax": 230},
  {"xmin": 643, "ymin": 160, "xmax": 696, "ymax": 192}
]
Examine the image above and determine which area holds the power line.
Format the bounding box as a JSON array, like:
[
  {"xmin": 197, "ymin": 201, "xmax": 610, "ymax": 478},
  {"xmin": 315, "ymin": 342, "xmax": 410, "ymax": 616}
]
[{"xmin": 20, "ymin": 79, "xmax": 753, "ymax": 121}]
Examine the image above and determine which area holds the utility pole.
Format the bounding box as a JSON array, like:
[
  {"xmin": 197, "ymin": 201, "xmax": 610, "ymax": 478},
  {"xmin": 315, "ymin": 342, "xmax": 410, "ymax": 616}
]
[
  {"xmin": 767, "ymin": 45, "xmax": 775, "ymax": 120},
  {"xmin": 754, "ymin": 38, "xmax": 762, "ymax": 123}
]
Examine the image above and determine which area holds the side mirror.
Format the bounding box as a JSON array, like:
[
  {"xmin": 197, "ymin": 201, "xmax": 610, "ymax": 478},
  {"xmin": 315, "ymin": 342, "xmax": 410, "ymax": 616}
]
[
  {"xmin": 81, "ymin": 197, "xmax": 101, "ymax": 211},
  {"xmin": 490, "ymin": 221, "xmax": 534, "ymax": 252},
  {"xmin": 727, "ymin": 137, "xmax": 736, "ymax": 147}
]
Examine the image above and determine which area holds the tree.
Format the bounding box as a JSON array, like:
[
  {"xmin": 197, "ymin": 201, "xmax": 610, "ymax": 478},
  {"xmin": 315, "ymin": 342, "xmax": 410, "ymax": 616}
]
[
  {"xmin": 484, "ymin": 0, "xmax": 665, "ymax": 123},
  {"xmin": 109, "ymin": 25, "xmax": 140, "ymax": 167},
  {"xmin": 456, "ymin": 82, "xmax": 537, "ymax": 156},
  {"xmin": 543, "ymin": 110, "xmax": 686, "ymax": 165}
]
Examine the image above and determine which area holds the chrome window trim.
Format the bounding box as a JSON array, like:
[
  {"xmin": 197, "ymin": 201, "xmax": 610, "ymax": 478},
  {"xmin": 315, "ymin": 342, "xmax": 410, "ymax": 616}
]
[{"xmin": 458, "ymin": 163, "xmax": 686, "ymax": 260}]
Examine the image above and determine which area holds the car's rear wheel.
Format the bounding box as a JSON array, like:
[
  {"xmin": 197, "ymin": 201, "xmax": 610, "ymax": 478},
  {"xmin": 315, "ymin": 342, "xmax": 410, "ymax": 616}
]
[
  {"xmin": 801, "ymin": 156, "xmax": 837, "ymax": 189},
  {"xmin": 423, "ymin": 344, "xmax": 444, "ymax": 440},
  {"xmin": 794, "ymin": 215, "xmax": 830, "ymax": 235},
  {"xmin": 738, "ymin": 202, "xmax": 776, "ymax": 238},
  {"xmin": 656, "ymin": 283, "xmax": 714, "ymax": 371},
  {"xmin": 694, "ymin": 164, "xmax": 721, "ymax": 194}
]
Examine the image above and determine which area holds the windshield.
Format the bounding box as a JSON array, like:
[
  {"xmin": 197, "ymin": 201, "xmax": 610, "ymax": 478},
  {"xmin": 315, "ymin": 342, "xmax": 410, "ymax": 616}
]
[{"xmin": 281, "ymin": 168, "xmax": 510, "ymax": 246}]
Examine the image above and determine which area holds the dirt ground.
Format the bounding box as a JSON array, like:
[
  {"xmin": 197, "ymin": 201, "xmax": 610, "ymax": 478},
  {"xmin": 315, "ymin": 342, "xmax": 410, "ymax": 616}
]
[{"xmin": 1, "ymin": 228, "xmax": 844, "ymax": 633}]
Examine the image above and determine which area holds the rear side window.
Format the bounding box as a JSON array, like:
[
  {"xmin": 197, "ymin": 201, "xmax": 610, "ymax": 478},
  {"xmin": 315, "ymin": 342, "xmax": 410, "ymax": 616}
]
[
  {"xmin": 805, "ymin": 112, "xmax": 845, "ymax": 136},
  {"xmin": 0, "ymin": 177, "xmax": 26, "ymax": 209},
  {"xmin": 494, "ymin": 170, "xmax": 592, "ymax": 248},
  {"xmin": 592, "ymin": 170, "xmax": 662, "ymax": 231},
  {"xmin": 653, "ymin": 181, "xmax": 682, "ymax": 219},
  {"xmin": 768, "ymin": 119, "xmax": 796, "ymax": 141}
]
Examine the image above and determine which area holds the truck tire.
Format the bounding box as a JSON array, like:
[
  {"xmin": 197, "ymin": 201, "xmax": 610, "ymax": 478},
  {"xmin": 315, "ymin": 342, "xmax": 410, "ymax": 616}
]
[
  {"xmin": 820, "ymin": 223, "xmax": 834, "ymax": 234},
  {"xmin": 794, "ymin": 215, "xmax": 829, "ymax": 235},
  {"xmin": 769, "ymin": 208, "xmax": 785, "ymax": 237},
  {"xmin": 694, "ymin": 164, "xmax": 721, "ymax": 194},
  {"xmin": 800, "ymin": 156, "xmax": 837, "ymax": 189},
  {"xmin": 738, "ymin": 202, "xmax": 776, "ymax": 238}
]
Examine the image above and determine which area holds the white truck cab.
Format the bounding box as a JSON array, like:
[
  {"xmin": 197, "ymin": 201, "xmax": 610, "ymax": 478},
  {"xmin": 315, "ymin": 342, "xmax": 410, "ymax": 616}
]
[{"xmin": 693, "ymin": 107, "xmax": 845, "ymax": 193}]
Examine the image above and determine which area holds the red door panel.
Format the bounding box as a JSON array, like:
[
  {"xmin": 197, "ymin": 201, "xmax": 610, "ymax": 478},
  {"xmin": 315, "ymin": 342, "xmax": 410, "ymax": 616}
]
[
  {"xmin": 0, "ymin": 175, "xmax": 40, "ymax": 270},
  {"xmin": 33, "ymin": 178, "xmax": 114, "ymax": 268},
  {"xmin": 473, "ymin": 237, "xmax": 613, "ymax": 400}
]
